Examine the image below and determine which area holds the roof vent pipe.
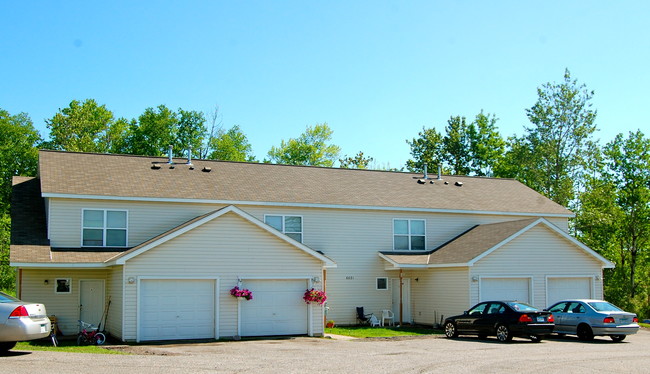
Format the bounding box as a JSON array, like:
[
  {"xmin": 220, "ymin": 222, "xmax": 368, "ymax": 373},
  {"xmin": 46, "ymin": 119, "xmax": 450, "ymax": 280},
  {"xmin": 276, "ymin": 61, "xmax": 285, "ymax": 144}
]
[
  {"xmin": 167, "ymin": 145, "xmax": 173, "ymax": 164},
  {"xmin": 423, "ymin": 164, "xmax": 428, "ymax": 180},
  {"xmin": 437, "ymin": 165, "xmax": 443, "ymax": 180},
  {"xmin": 187, "ymin": 146, "xmax": 193, "ymax": 166}
]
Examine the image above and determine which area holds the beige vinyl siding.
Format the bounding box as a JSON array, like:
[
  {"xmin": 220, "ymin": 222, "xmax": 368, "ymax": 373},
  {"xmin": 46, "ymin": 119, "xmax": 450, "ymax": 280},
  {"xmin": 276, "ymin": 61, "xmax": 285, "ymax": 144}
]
[
  {"xmin": 122, "ymin": 212, "xmax": 324, "ymax": 341},
  {"xmin": 47, "ymin": 198, "xmax": 226, "ymax": 248},
  {"xmin": 105, "ymin": 266, "xmax": 123, "ymax": 339},
  {"xmin": 47, "ymin": 197, "xmax": 570, "ymax": 249},
  {"xmin": 407, "ymin": 268, "xmax": 469, "ymax": 326},
  {"xmin": 470, "ymin": 225, "xmax": 603, "ymax": 309},
  {"xmin": 45, "ymin": 198, "xmax": 574, "ymax": 327},
  {"xmin": 18, "ymin": 269, "xmax": 110, "ymax": 336}
]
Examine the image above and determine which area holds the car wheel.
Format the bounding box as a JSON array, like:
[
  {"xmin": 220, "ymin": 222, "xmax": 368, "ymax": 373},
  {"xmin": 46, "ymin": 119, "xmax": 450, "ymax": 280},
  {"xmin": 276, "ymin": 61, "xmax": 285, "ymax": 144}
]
[
  {"xmin": 496, "ymin": 325, "xmax": 512, "ymax": 342},
  {"xmin": 530, "ymin": 335, "xmax": 543, "ymax": 343},
  {"xmin": 577, "ymin": 324, "xmax": 594, "ymax": 341},
  {"xmin": 444, "ymin": 321, "xmax": 458, "ymax": 338},
  {"xmin": 0, "ymin": 341, "xmax": 17, "ymax": 352},
  {"xmin": 95, "ymin": 333, "xmax": 107, "ymax": 345},
  {"xmin": 610, "ymin": 335, "xmax": 626, "ymax": 342}
]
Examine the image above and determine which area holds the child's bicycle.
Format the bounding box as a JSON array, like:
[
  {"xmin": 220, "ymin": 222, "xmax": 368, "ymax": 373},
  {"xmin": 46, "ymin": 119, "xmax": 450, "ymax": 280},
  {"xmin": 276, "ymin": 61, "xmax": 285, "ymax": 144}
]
[{"xmin": 77, "ymin": 320, "xmax": 106, "ymax": 345}]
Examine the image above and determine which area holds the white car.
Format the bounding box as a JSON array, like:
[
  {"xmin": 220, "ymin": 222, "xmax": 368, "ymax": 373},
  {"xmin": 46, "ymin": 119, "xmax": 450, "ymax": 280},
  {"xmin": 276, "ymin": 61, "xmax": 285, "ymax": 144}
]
[
  {"xmin": 0, "ymin": 292, "xmax": 51, "ymax": 352},
  {"xmin": 546, "ymin": 299, "xmax": 639, "ymax": 342}
]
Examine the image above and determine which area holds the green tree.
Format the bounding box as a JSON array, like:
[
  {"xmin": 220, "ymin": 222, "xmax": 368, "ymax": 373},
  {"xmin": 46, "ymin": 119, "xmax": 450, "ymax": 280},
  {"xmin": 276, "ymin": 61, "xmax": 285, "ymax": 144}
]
[
  {"xmin": 405, "ymin": 127, "xmax": 444, "ymax": 173},
  {"xmin": 468, "ymin": 111, "xmax": 505, "ymax": 176},
  {"xmin": 339, "ymin": 151, "xmax": 374, "ymax": 169},
  {"xmin": 576, "ymin": 130, "xmax": 650, "ymax": 316},
  {"xmin": 176, "ymin": 109, "xmax": 207, "ymax": 158},
  {"xmin": 0, "ymin": 109, "xmax": 40, "ymax": 213},
  {"xmin": 128, "ymin": 105, "xmax": 178, "ymax": 156},
  {"xmin": 497, "ymin": 70, "xmax": 598, "ymax": 207},
  {"xmin": 208, "ymin": 125, "xmax": 255, "ymax": 162},
  {"xmin": 45, "ymin": 99, "xmax": 114, "ymax": 152},
  {"xmin": 442, "ymin": 116, "xmax": 470, "ymax": 175},
  {"xmin": 0, "ymin": 108, "xmax": 40, "ymax": 291},
  {"xmin": 267, "ymin": 123, "xmax": 341, "ymax": 166}
]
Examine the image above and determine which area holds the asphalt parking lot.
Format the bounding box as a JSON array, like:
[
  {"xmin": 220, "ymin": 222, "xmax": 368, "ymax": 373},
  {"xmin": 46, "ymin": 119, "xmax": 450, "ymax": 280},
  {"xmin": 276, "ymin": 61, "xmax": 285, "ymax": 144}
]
[{"xmin": 2, "ymin": 330, "xmax": 649, "ymax": 374}]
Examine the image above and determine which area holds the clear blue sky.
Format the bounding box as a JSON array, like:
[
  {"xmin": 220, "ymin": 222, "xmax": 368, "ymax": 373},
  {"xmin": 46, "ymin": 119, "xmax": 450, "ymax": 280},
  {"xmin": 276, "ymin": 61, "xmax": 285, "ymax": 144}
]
[{"xmin": 2, "ymin": 1, "xmax": 649, "ymax": 168}]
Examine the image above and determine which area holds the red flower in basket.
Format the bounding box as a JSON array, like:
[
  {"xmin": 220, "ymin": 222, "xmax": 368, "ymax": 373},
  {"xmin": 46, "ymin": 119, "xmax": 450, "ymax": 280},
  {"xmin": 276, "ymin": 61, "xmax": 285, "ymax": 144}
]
[
  {"xmin": 230, "ymin": 286, "xmax": 253, "ymax": 300},
  {"xmin": 303, "ymin": 288, "xmax": 327, "ymax": 305}
]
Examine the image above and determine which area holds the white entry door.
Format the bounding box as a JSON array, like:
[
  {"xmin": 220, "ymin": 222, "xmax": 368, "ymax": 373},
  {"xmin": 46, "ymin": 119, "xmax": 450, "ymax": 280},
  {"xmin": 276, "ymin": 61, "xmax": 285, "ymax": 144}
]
[
  {"xmin": 391, "ymin": 278, "xmax": 411, "ymax": 324},
  {"xmin": 480, "ymin": 277, "xmax": 531, "ymax": 303},
  {"xmin": 80, "ymin": 280, "xmax": 105, "ymax": 327},
  {"xmin": 240, "ymin": 279, "xmax": 308, "ymax": 337}
]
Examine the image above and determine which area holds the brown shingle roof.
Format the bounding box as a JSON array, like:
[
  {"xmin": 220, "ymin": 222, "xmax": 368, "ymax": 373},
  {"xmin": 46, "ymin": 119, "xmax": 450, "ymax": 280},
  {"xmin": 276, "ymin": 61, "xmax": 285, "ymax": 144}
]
[
  {"xmin": 380, "ymin": 218, "xmax": 538, "ymax": 266},
  {"xmin": 38, "ymin": 150, "xmax": 572, "ymax": 216}
]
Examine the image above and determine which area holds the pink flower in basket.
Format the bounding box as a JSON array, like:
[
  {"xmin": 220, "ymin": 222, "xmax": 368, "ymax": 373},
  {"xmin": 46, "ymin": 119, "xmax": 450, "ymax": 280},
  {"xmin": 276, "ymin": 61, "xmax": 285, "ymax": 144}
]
[
  {"xmin": 230, "ymin": 286, "xmax": 253, "ymax": 300},
  {"xmin": 303, "ymin": 288, "xmax": 327, "ymax": 305}
]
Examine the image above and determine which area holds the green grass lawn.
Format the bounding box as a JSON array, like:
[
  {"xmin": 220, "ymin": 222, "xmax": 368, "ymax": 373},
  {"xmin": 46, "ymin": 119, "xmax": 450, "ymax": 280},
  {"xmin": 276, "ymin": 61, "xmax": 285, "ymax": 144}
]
[
  {"xmin": 14, "ymin": 339, "xmax": 127, "ymax": 354},
  {"xmin": 640, "ymin": 322, "xmax": 649, "ymax": 329},
  {"xmin": 325, "ymin": 325, "xmax": 442, "ymax": 338}
]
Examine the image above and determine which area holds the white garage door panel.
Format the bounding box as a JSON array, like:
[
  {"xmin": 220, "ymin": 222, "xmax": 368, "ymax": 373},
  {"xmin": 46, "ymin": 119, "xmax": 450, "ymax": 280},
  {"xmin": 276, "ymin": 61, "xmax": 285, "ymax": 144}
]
[
  {"xmin": 481, "ymin": 278, "xmax": 530, "ymax": 303},
  {"xmin": 241, "ymin": 279, "xmax": 308, "ymax": 337},
  {"xmin": 140, "ymin": 279, "xmax": 215, "ymax": 341},
  {"xmin": 547, "ymin": 277, "xmax": 591, "ymax": 305}
]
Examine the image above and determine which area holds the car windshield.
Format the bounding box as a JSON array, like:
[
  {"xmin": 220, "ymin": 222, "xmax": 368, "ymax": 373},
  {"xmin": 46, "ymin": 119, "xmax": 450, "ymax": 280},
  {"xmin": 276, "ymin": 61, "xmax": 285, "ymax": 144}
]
[
  {"xmin": 506, "ymin": 302, "xmax": 538, "ymax": 312},
  {"xmin": 0, "ymin": 291, "xmax": 20, "ymax": 303},
  {"xmin": 588, "ymin": 301, "xmax": 622, "ymax": 312}
]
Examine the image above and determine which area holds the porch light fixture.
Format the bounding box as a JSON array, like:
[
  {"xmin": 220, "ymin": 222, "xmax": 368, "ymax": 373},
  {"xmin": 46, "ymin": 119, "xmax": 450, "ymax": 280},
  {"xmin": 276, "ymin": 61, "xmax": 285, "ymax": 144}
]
[
  {"xmin": 127, "ymin": 277, "xmax": 136, "ymax": 284},
  {"xmin": 44, "ymin": 279, "xmax": 49, "ymax": 285},
  {"xmin": 595, "ymin": 275, "xmax": 601, "ymax": 281},
  {"xmin": 471, "ymin": 276, "xmax": 479, "ymax": 282},
  {"xmin": 312, "ymin": 276, "xmax": 321, "ymax": 284}
]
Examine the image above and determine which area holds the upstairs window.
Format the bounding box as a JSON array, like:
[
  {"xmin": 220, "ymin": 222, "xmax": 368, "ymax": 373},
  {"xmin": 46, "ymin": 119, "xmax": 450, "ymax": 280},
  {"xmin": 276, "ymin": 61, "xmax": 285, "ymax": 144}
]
[
  {"xmin": 393, "ymin": 219, "xmax": 425, "ymax": 250},
  {"xmin": 82, "ymin": 209, "xmax": 128, "ymax": 247},
  {"xmin": 265, "ymin": 215, "xmax": 303, "ymax": 242}
]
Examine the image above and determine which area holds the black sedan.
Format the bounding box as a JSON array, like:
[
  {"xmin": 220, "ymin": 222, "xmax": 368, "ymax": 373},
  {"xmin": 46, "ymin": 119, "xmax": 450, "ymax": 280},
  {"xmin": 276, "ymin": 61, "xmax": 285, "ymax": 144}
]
[{"xmin": 443, "ymin": 301, "xmax": 555, "ymax": 342}]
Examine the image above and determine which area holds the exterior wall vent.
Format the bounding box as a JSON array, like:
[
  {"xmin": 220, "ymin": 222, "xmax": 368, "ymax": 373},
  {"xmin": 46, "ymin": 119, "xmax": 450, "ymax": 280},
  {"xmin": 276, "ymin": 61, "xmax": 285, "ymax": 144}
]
[{"xmin": 167, "ymin": 145, "xmax": 174, "ymax": 164}]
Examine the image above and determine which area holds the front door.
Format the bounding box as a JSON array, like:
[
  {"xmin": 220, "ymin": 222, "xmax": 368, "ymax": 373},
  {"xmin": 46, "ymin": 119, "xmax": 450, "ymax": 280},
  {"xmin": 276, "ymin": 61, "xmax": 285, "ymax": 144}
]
[
  {"xmin": 80, "ymin": 280, "xmax": 105, "ymax": 328},
  {"xmin": 391, "ymin": 278, "xmax": 411, "ymax": 324}
]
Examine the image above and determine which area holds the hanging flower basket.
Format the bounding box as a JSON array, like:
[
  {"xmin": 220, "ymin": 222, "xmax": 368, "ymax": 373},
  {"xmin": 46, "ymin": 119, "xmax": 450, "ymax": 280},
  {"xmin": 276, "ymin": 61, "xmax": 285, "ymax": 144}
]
[
  {"xmin": 303, "ymin": 288, "xmax": 327, "ymax": 305},
  {"xmin": 230, "ymin": 286, "xmax": 253, "ymax": 300}
]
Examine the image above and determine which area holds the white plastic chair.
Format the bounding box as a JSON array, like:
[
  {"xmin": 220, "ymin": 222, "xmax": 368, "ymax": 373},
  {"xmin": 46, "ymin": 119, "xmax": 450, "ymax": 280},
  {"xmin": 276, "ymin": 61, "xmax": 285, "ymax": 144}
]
[
  {"xmin": 381, "ymin": 309, "xmax": 394, "ymax": 326},
  {"xmin": 369, "ymin": 314, "xmax": 381, "ymax": 327}
]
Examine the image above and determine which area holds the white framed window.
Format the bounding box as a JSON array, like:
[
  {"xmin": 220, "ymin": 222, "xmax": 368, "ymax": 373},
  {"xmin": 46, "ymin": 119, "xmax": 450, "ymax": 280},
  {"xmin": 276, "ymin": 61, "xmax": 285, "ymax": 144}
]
[
  {"xmin": 55, "ymin": 278, "xmax": 71, "ymax": 294},
  {"xmin": 393, "ymin": 219, "xmax": 426, "ymax": 250},
  {"xmin": 376, "ymin": 277, "xmax": 388, "ymax": 290},
  {"xmin": 82, "ymin": 209, "xmax": 128, "ymax": 247},
  {"xmin": 264, "ymin": 215, "xmax": 303, "ymax": 242}
]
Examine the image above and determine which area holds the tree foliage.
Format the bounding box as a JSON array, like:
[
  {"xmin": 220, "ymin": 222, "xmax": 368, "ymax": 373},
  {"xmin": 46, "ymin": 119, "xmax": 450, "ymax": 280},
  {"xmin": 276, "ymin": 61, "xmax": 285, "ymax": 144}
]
[
  {"xmin": 0, "ymin": 108, "xmax": 40, "ymax": 291},
  {"xmin": 267, "ymin": 123, "xmax": 340, "ymax": 167},
  {"xmin": 406, "ymin": 112, "xmax": 504, "ymax": 175},
  {"xmin": 405, "ymin": 127, "xmax": 444, "ymax": 173},
  {"xmin": 496, "ymin": 69, "xmax": 598, "ymax": 207},
  {"xmin": 339, "ymin": 151, "xmax": 374, "ymax": 169},
  {"xmin": 576, "ymin": 130, "xmax": 650, "ymax": 316},
  {"xmin": 45, "ymin": 99, "xmax": 115, "ymax": 153},
  {"xmin": 208, "ymin": 125, "xmax": 255, "ymax": 162}
]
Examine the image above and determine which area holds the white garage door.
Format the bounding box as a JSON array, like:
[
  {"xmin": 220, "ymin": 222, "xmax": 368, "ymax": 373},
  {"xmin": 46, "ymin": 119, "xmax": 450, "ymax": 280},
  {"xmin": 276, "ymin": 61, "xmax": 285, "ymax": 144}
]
[
  {"xmin": 547, "ymin": 277, "xmax": 591, "ymax": 305},
  {"xmin": 481, "ymin": 278, "xmax": 530, "ymax": 303},
  {"xmin": 240, "ymin": 279, "xmax": 308, "ymax": 337},
  {"xmin": 140, "ymin": 279, "xmax": 216, "ymax": 341}
]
